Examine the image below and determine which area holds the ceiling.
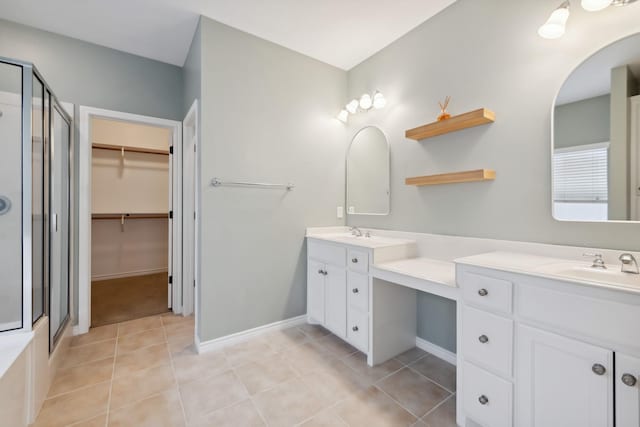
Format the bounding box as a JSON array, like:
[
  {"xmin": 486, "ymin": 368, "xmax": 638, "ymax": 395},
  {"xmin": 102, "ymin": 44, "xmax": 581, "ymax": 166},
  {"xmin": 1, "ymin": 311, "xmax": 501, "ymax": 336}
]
[
  {"xmin": 0, "ymin": 0, "xmax": 456, "ymax": 70},
  {"xmin": 557, "ymin": 33, "xmax": 640, "ymax": 105}
]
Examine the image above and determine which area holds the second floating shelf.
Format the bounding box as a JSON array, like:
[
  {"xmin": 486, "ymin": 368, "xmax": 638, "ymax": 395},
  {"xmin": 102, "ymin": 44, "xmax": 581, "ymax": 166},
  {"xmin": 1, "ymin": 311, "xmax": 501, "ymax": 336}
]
[
  {"xmin": 405, "ymin": 169, "xmax": 496, "ymax": 186},
  {"xmin": 405, "ymin": 108, "xmax": 495, "ymax": 141}
]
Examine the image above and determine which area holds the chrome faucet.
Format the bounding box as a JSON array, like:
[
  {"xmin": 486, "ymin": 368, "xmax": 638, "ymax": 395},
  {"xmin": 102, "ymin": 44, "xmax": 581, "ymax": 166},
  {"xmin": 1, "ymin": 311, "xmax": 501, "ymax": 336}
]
[
  {"xmin": 583, "ymin": 253, "xmax": 607, "ymax": 269},
  {"xmin": 350, "ymin": 226, "xmax": 363, "ymax": 237},
  {"xmin": 619, "ymin": 253, "xmax": 639, "ymax": 274}
]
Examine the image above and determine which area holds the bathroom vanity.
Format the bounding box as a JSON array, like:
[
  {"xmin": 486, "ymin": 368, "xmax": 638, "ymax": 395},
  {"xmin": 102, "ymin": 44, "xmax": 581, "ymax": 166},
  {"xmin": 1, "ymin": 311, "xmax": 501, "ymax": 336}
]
[
  {"xmin": 306, "ymin": 227, "xmax": 640, "ymax": 427},
  {"xmin": 456, "ymin": 252, "xmax": 640, "ymax": 427}
]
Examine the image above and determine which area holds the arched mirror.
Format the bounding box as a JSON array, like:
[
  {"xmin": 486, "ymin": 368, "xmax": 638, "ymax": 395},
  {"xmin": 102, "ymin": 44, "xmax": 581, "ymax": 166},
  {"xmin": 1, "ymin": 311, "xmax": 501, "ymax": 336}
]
[
  {"xmin": 553, "ymin": 33, "xmax": 640, "ymax": 222},
  {"xmin": 346, "ymin": 126, "xmax": 390, "ymax": 215}
]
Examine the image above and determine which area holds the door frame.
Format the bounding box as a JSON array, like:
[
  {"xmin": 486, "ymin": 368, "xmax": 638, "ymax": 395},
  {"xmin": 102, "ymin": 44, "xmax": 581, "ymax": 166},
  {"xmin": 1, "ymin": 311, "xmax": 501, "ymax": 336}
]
[
  {"xmin": 182, "ymin": 100, "xmax": 198, "ymax": 318},
  {"xmin": 77, "ymin": 106, "xmax": 182, "ymax": 334}
]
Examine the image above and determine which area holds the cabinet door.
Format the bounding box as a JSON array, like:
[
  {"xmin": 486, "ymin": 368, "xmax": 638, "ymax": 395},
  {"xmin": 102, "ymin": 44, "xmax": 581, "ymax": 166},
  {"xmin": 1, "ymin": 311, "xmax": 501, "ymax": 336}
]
[
  {"xmin": 616, "ymin": 354, "xmax": 640, "ymax": 427},
  {"xmin": 307, "ymin": 259, "xmax": 326, "ymax": 324},
  {"xmin": 516, "ymin": 324, "xmax": 613, "ymax": 427},
  {"xmin": 324, "ymin": 264, "xmax": 347, "ymax": 338}
]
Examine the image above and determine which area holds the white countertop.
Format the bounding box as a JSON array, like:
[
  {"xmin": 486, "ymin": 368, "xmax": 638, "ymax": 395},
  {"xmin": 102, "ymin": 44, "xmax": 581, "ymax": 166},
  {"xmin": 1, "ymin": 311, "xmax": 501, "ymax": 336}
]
[
  {"xmin": 456, "ymin": 251, "xmax": 640, "ymax": 295},
  {"xmin": 306, "ymin": 231, "xmax": 415, "ymax": 249},
  {"xmin": 373, "ymin": 257, "xmax": 457, "ymax": 288}
]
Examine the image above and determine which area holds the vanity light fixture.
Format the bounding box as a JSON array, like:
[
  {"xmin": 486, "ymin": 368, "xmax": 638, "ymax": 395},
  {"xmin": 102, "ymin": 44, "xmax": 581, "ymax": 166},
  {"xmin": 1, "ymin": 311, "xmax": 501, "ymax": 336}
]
[
  {"xmin": 539, "ymin": 0, "xmax": 637, "ymax": 39},
  {"xmin": 337, "ymin": 91, "xmax": 386, "ymax": 123},
  {"xmin": 581, "ymin": 0, "xmax": 612, "ymax": 11},
  {"xmin": 538, "ymin": 1, "xmax": 570, "ymax": 39}
]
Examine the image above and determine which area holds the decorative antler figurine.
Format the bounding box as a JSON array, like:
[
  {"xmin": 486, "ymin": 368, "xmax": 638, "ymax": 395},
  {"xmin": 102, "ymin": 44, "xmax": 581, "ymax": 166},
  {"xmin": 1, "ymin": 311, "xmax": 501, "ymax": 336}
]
[{"xmin": 437, "ymin": 96, "xmax": 451, "ymax": 121}]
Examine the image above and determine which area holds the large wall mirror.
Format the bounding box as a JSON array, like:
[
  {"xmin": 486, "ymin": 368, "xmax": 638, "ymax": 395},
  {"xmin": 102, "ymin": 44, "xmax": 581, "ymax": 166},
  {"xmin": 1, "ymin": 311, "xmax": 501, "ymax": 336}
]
[
  {"xmin": 346, "ymin": 126, "xmax": 390, "ymax": 215},
  {"xmin": 553, "ymin": 33, "xmax": 640, "ymax": 222}
]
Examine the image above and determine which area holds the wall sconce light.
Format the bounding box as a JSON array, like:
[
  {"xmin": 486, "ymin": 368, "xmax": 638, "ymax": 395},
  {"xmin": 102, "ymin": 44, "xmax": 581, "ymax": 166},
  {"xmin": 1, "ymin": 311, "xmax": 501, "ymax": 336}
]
[
  {"xmin": 337, "ymin": 91, "xmax": 386, "ymax": 123},
  {"xmin": 538, "ymin": 2, "xmax": 570, "ymax": 39},
  {"xmin": 538, "ymin": 0, "xmax": 637, "ymax": 39}
]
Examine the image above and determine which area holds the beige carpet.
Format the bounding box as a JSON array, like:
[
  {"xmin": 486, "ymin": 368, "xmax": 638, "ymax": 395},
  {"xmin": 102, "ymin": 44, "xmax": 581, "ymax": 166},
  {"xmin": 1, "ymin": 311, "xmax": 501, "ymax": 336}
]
[{"xmin": 91, "ymin": 272, "xmax": 170, "ymax": 327}]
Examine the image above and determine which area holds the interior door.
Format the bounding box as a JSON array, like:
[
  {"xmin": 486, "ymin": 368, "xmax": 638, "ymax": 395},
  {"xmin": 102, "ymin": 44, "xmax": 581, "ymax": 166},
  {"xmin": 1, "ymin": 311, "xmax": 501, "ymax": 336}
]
[
  {"xmin": 324, "ymin": 264, "xmax": 347, "ymax": 338},
  {"xmin": 182, "ymin": 119, "xmax": 196, "ymax": 315},
  {"xmin": 516, "ymin": 324, "xmax": 613, "ymax": 427}
]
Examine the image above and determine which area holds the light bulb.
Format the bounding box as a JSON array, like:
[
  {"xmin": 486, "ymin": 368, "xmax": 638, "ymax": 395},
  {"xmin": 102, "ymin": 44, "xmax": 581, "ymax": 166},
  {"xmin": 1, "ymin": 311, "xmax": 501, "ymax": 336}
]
[
  {"xmin": 373, "ymin": 91, "xmax": 386, "ymax": 109},
  {"xmin": 538, "ymin": 2, "xmax": 570, "ymax": 39},
  {"xmin": 346, "ymin": 99, "xmax": 359, "ymax": 114},
  {"xmin": 337, "ymin": 110, "xmax": 349, "ymax": 123},
  {"xmin": 581, "ymin": 0, "xmax": 612, "ymax": 11},
  {"xmin": 359, "ymin": 93, "xmax": 373, "ymax": 110}
]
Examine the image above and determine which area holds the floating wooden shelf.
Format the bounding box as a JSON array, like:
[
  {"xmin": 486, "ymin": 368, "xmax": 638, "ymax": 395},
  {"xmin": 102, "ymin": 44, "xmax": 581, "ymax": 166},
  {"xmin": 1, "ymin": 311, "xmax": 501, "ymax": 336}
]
[
  {"xmin": 92, "ymin": 213, "xmax": 168, "ymax": 220},
  {"xmin": 405, "ymin": 169, "xmax": 496, "ymax": 186},
  {"xmin": 405, "ymin": 108, "xmax": 495, "ymax": 141},
  {"xmin": 92, "ymin": 143, "xmax": 169, "ymax": 156}
]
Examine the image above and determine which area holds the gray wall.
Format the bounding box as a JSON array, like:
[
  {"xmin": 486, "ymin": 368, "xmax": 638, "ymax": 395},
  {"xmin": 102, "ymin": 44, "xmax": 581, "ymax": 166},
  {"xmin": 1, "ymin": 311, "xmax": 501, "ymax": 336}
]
[
  {"xmin": 610, "ymin": 66, "xmax": 639, "ymax": 220},
  {"xmin": 0, "ymin": 19, "xmax": 185, "ymax": 324},
  {"xmin": 554, "ymin": 95, "xmax": 610, "ymax": 149},
  {"xmin": 0, "ymin": 18, "xmax": 183, "ymax": 120},
  {"xmin": 197, "ymin": 17, "xmax": 347, "ymax": 341},
  {"xmin": 183, "ymin": 19, "xmax": 202, "ymax": 117},
  {"xmin": 345, "ymin": 0, "xmax": 640, "ymax": 352}
]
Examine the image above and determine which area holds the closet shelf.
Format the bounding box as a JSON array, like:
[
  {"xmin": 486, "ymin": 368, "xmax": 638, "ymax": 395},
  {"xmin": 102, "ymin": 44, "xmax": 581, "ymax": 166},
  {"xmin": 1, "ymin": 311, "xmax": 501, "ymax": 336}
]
[
  {"xmin": 405, "ymin": 108, "xmax": 495, "ymax": 141},
  {"xmin": 405, "ymin": 169, "xmax": 496, "ymax": 186},
  {"xmin": 92, "ymin": 143, "xmax": 170, "ymax": 156},
  {"xmin": 92, "ymin": 213, "xmax": 168, "ymax": 220}
]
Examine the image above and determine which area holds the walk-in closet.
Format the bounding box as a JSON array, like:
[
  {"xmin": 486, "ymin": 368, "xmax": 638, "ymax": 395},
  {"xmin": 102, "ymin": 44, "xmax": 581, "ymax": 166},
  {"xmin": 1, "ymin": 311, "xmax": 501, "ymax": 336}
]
[{"xmin": 90, "ymin": 118, "xmax": 171, "ymax": 326}]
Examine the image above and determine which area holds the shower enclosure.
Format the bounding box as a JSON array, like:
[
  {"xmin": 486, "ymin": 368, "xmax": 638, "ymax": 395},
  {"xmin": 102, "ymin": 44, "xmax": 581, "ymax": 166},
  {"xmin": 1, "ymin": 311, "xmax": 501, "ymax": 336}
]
[{"xmin": 0, "ymin": 57, "xmax": 72, "ymax": 351}]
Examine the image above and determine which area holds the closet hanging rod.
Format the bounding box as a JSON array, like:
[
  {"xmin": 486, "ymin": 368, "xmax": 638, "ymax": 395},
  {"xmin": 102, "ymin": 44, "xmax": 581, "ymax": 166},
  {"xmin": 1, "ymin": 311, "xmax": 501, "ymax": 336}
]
[
  {"xmin": 92, "ymin": 213, "xmax": 168, "ymax": 220},
  {"xmin": 92, "ymin": 143, "xmax": 170, "ymax": 156},
  {"xmin": 210, "ymin": 178, "xmax": 294, "ymax": 191}
]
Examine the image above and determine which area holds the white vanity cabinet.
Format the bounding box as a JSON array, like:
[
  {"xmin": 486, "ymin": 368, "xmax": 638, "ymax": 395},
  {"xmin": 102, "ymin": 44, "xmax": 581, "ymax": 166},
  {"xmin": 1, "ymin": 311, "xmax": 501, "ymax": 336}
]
[
  {"xmin": 306, "ymin": 236, "xmax": 416, "ymax": 354},
  {"xmin": 307, "ymin": 238, "xmax": 370, "ymax": 351},
  {"xmin": 457, "ymin": 262, "xmax": 640, "ymax": 427}
]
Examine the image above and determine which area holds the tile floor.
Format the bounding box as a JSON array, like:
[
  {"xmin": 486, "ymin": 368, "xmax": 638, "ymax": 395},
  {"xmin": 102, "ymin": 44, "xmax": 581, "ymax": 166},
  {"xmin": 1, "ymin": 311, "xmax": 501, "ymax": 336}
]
[{"xmin": 34, "ymin": 314, "xmax": 457, "ymax": 427}]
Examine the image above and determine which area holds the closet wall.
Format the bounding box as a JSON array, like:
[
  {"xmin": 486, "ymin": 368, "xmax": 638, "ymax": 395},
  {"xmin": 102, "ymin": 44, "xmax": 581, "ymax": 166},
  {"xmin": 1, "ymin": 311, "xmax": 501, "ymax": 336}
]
[{"xmin": 91, "ymin": 118, "xmax": 170, "ymax": 280}]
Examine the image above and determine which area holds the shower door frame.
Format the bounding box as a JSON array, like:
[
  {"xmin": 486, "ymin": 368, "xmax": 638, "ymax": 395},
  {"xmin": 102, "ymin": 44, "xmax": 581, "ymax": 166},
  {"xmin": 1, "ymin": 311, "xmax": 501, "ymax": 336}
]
[{"xmin": 0, "ymin": 57, "xmax": 73, "ymax": 338}]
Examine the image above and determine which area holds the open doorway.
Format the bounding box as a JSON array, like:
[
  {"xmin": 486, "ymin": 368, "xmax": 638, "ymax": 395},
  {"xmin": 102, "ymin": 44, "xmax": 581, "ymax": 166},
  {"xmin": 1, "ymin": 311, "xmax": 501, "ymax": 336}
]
[
  {"xmin": 90, "ymin": 118, "xmax": 171, "ymax": 326},
  {"xmin": 77, "ymin": 107, "xmax": 182, "ymax": 334}
]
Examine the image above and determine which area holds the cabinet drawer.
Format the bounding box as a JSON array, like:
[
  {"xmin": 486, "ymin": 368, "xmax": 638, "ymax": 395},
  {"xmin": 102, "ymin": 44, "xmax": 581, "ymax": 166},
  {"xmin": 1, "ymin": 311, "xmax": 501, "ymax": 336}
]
[
  {"xmin": 463, "ymin": 362, "xmax": 513, "ymax": 427},
  {"xmin": 308, "ymin": 240, "xmax": 346, "ymax": 267},
  {"xmin": 517, "ymin": 282, "xmax": 640, "ymax": 353},
  {"xmin": 347, "ymin": 248, "xmax": 369, "ymax": 273},
  {"xmin": 463, "ymin": 306, "xmax": 513, "ymax": 378},
  {"xmin": 347, "ymin": 308, "xmax": 368, "ymax": 352},
  {"xmin": 347, "ymin": 271, "xmax": 369, "ymax": 313},
  {"xmin": 460, "ymin": 271, "xmax": 513, "ymax": 315}
]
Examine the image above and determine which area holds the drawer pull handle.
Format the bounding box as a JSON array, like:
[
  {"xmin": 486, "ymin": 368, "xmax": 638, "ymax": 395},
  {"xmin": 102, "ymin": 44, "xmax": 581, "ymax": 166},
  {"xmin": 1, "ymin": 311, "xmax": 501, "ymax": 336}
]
[
  {"xmin": 592, "ymin": 364, "xmax": 606, "ymax": 376},
  {"xmin": 478, "ymin": 335, "xmax": 489, "ymax": 344},
  {"xmin": 478, "ymin": 395, "xmax": 489, "ymax": 405},
  {"xmin": 622, "ymin": 374, "xmax": 637, "ymax": 387},
  {"xmin": 352, "ymin": 258, "xmax": 358, "ymax": 263},
  {"xmin": 352, "ymin": 288, "xmax": 359, "ymax": 294},
  {"xmin": 318, "ymin": 269, "xmax": 324, "ymax": 275},
  {"xmin": 352, "ymin": 326, "xmax": 359, "ymax": 332},
  {"xmin": 478, "ymin": 288, "xmax": 488, "ymax": 297}
]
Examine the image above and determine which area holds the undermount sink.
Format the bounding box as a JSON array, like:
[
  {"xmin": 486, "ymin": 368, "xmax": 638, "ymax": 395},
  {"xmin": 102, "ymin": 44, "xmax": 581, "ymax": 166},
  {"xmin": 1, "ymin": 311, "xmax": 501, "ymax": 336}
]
[{"xmin": 534, "ymin": 262, "xmax": 640, "ymax": 289}]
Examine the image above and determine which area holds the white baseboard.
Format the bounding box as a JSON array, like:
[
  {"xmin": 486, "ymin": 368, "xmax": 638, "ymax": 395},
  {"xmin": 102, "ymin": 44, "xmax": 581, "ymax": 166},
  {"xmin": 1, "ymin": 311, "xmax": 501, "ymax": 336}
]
[
  {"xmin": 197, "ymin": 315, "xmax": 307, "ymax": 354},
  {"xmin": 91, "ymin": 268, "xmax": 168, "ymax": 282},
  {"xmin": 415, "ymin": 336, "xmax": 457, "ymax": 366}
]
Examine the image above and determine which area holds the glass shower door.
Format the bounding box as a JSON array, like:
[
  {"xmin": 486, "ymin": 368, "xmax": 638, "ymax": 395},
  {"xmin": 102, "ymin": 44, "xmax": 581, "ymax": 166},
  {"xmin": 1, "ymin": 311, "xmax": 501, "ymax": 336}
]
[
  {"xmin": 49, "ymin": 100, "xmax": 71, "ymax": 347},
  {"xmin": 0, "ymin": 61, "xmax": 24, "ymax": 332}
]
